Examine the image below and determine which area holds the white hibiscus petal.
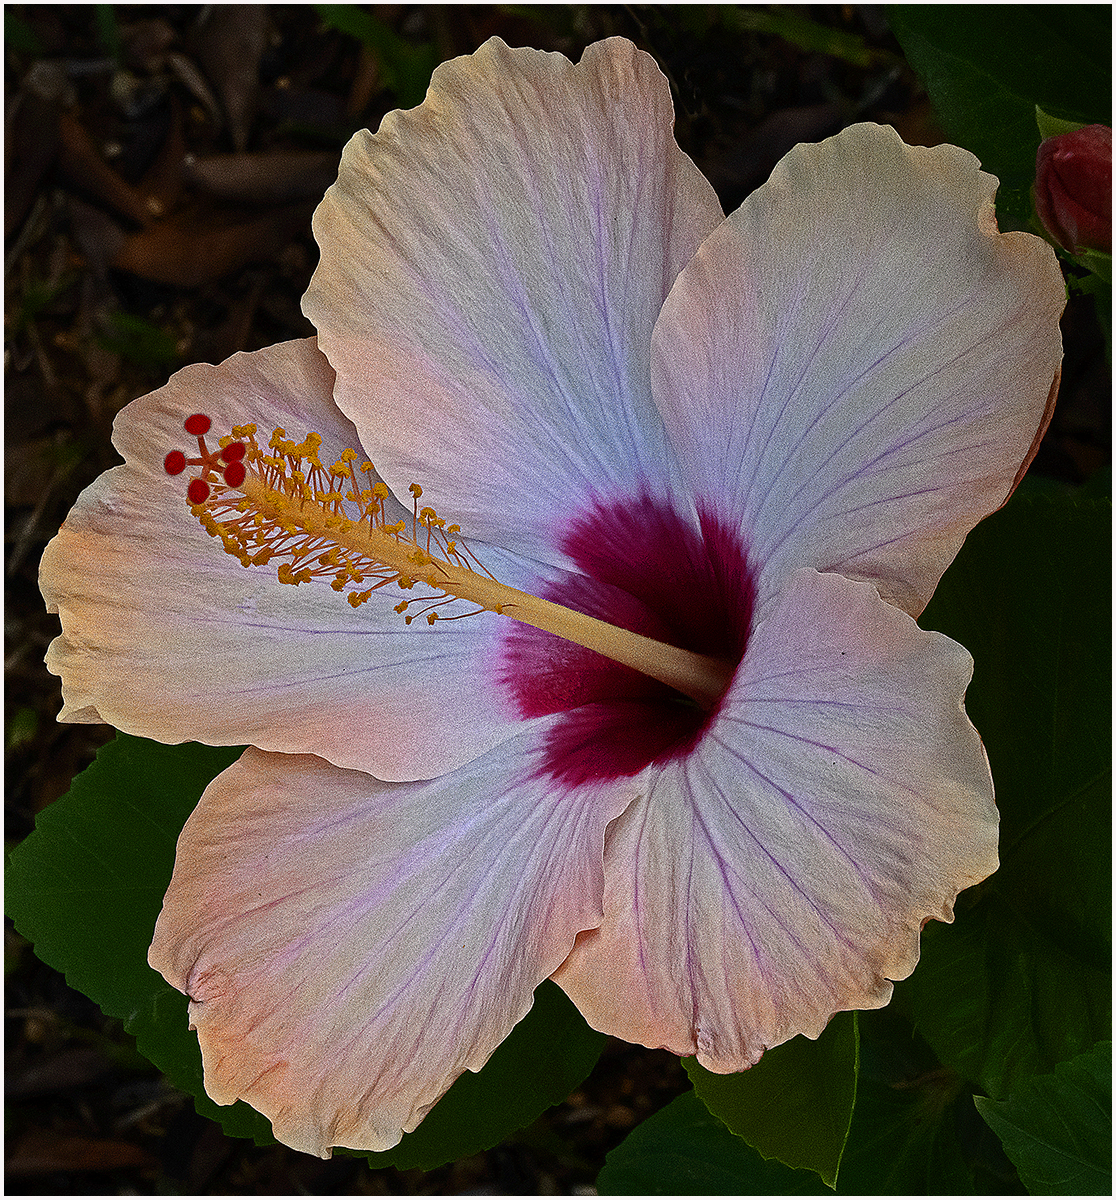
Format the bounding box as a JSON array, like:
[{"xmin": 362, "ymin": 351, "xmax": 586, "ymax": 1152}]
[
  {"xmin": 149, "ymin": 736, "xmax": 636, "ymax": 1156},
  {"xmin": 651, "ymin": 121, "xmax": 1064, "ymax": 616},
  {"xmin": 40, "ymin": 339, "xmax": 525, "ymax": 781},
  {"xmin": 304, "ymin": 37, "xmax": 723, "ymax": 564},
  {"xmin": 553, "ymin": 568, "xmax": 996, "ymax": 1068}
]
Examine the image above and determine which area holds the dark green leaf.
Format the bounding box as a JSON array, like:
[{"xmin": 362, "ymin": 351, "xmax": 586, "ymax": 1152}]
[
  {"xmin": 6, "ymin": 732, "xmax": 606, "ymax": 1162},
  {"xmin": 4, "ymin": 10, "xmax": 45, "ymax": 56},
  {"xmin": 597, "ymin": 1090, "xmax": 824, "ymax": 1195},
  {"xmin": 6, "ymin": 735, "xmax": 242, "ymax": 1022},
  {"xmin": 721, "ymin": 7, "xmax": 875, "ymax": 68},
  {"xmin": 906, "ymin": 487, "xmax": 1111, "ymax": 1095},
  {"xmin": 835, "ymin": 1010, "xmax": 980, "ymax": 1195},
  {"xmin": 5, "ymin": 734, "xmax": 275, "ymax": 1142},
  {"xmin": 899, "ymin": 898, "xmax": 1109, "ymax": 1102},
  {"xmin": 600, "ymin": 1011, "xmax": 1013, "ymax": 1195},
  {"xmin": 684, "ymin": 1011, "xmax": 859, "ymax": 1188},
  {"xmin": 97, "ymin": 313, "xmax": 182, "ymax": 368},
  {"xmin": 359, "ymin": 980, "xmax": 605, "ymax": 1170},
  {"xmin": 975, "ymin": 1042, "xmax": 1111, "ymax": 1194},
  {"xmin": 888, "ymin": 6, "xmax": 1111, "ymax": 223},
  {"xmin": 315, "ymin": 4, "xmax": 438, "ymax": 109}
]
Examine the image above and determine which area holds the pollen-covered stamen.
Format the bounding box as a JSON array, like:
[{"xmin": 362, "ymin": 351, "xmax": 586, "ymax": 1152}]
[{"xmin": 167, "ymin": 415, "xmax": 735, "ymax": 709}]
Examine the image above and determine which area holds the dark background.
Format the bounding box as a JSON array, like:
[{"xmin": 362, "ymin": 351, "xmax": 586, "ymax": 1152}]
[{"xmin": 5, "ymin": 5, "xmax": 1108, "ymax": 1193}]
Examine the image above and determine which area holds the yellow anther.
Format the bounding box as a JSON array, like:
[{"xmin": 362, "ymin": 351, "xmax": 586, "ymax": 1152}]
[
  {"xmin": 278, "ymin": 562, "xmax": 311, "ymax": 586},
  {"xmin": 181, "ymin": 420, "xmax": 738, "ymax": 711}
]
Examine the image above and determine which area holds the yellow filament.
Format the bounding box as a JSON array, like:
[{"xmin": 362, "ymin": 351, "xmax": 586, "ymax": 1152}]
[{"xmin": 192, "ymin": 427, "xmax": 734, "ymax": 709}]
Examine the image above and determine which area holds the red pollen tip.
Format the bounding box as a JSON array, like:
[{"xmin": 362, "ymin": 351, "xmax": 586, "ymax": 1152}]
[
  {"xmin": 223, "ymin": 460, "xmax": 247, "ymax": 488},
  {"xmin": 164, "ymin": 450, "xmax": 187, "ymax": 475},
  {"xmin": 220, "ymin": 442, "xmax": 246, "ymax": 463},
  {"xmin": 184, "ymin": 413, "xmax": 211, "ymax": 436},
  {"xmin": 187, "ymin": 478, "xmax": 211, "ymax": 505}
]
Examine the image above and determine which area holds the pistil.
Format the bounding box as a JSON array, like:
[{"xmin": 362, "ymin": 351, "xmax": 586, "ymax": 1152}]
[{"xmin": 167, "ymin": 416, "xmax": 735, "ymax": 710}]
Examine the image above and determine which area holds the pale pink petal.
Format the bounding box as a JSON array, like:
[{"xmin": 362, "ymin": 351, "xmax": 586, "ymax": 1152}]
[
  {"xmin": 40, "ymin": 338, "xmax": 527, "ymax": 781},
  {"xmin": 553, "ymin": 568, "xmax": 996, "ymax": 1068},
  {"xmin": 148, "ymin": 736, "xmax": 637, "ymax": 1157},
  {"xmin": 304, "ymin": 37, "xmax": 723, "ymax": 567},
  {"xmin": 650, "ymin": 121, "xmax": 1064, "ymax": 617}
]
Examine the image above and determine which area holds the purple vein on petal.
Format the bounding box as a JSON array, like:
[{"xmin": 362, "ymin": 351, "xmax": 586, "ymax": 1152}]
[{"xmin": 702, "ymin": 725, "xmax": 899, "ymax": 897}]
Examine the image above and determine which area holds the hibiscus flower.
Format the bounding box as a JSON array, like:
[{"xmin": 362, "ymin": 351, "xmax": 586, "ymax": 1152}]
[{"xmin": 40, "ymin": 37, "xmax": 1063, "ymax": 1158}]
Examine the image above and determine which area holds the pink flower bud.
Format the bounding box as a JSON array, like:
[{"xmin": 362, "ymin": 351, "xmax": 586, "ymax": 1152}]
[{"xmin": 1035, "ymin": 124, "xmax": 1111, "ymax": 254}]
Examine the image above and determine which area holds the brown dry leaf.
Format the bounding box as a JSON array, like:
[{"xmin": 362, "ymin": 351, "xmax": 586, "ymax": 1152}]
[
  {"xmin": 183, "ymin": 150, "xmax": 340, "ymax": 204},
  {"xmin": 710, "ymin": 101, "xmax": 846, "ymax": 195},
  {"xmin": 6, "ymin": 1048, "xmax": 115, "ymax": 1097},
  {"xmin": 110, "ymin": 201, "xmax": 314, "ymax": 287},
  {"xmin": 5, "ymin": 63, "xmax": 70, "ymax": 236},
  {"xmin": 165, "ymin": 50, "xmax": 223, "ymax": 129},
  {"xmin": 67, "ymin": 196, "xmax": 128, "ymax": 279},
  {"xmin": 119, "ymin": 16, "xmax": 177, "ymax": 74},
  {"xmin": 191, "ymin": 5, "xmax": 268, "ymax": 152},
  {"xmin": 57, "ymin": 112, "xmax": 162, "ymax": 227},
  {"xmin": 6, "ymin": 1130, "xmax": 158, "ymax": 1175},
  {"xmin": 136, "ymin": 96, "xmax": 187, "ymax": 217}
]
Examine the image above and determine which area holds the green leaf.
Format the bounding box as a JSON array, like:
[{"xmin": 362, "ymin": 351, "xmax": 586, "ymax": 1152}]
[
  {"xmin": 96, "ymin": 312, "xmax": 182, "ymax": 367},
  {"xmin": 597, "ymin": 1090, "xmax": 824, "ymax": 1195},
  {"xmin": 721, "ymin": 7, "xmax": 876, "ymax": 68},
  {"xmin": 6, "ymin": 732, "xmax": 606, "ymax": 1162},
  {"xmin": 4, "ymin": 9, "xmax": 45, "ymax": 56},
  {"xmin": 599, "ymin": 1011, "xmax": 1012, "ymax": 1195},
  {"xmin": 900, "ymin": 898, "xmax": 1109, "ymax": 1103},
  {"xmin": 6, "ymin": 735, "xmax": 242, "ymax": 1024},
  {"xmin": 1034, "ymin": 104, "xmax": 1088, "ymax": 141},
  {"xmin": 684, "ymin": 1011, "xmax": 859, "ymax": 1188},
  {"xmin": 835, "ymin": 1010, "xmax": 982, "ymax": 1194},
  {"xmin": 5, "ymin": 734, "xmax": 275, "ymax": 1142},
  {"xmin": 1074, "ymin": 249, "xmax": 1113, "ymax": 285},
  {"xmin": 975, "ymin": 1042, "xmax": 1111, "ymax": 1195},
  {"xmin": 888, "ymin": 6, "xmax": 1111, "ymax": 223},
  {"xmin": 359, "ymin": 980, "xmax": 605, "ymax": 1170},
  {"xmin": 315, "ymin": 4, "xmax": 439, "ymax": 109},
  {"xmin": 906, "ymin": 487, "xmax": 1111, "ymax": 1095}
]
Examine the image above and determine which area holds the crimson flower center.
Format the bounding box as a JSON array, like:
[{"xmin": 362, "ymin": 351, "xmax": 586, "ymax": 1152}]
[{"xmin": 502, "ymin": 495, "xmax": 754, "ymax": 786}]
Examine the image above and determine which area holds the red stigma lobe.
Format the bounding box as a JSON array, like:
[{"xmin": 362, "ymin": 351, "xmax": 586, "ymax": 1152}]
[
  {"xmin": 166, "ymin": 413, "xmax": 252, "ymax": 505},
  {"xmin": 222, "ymin": 460, "xmax": 247, "ymax": 488},
  {"xmin": 187, "ymin": 478, "xmax": 211, "ymax": 505}
]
